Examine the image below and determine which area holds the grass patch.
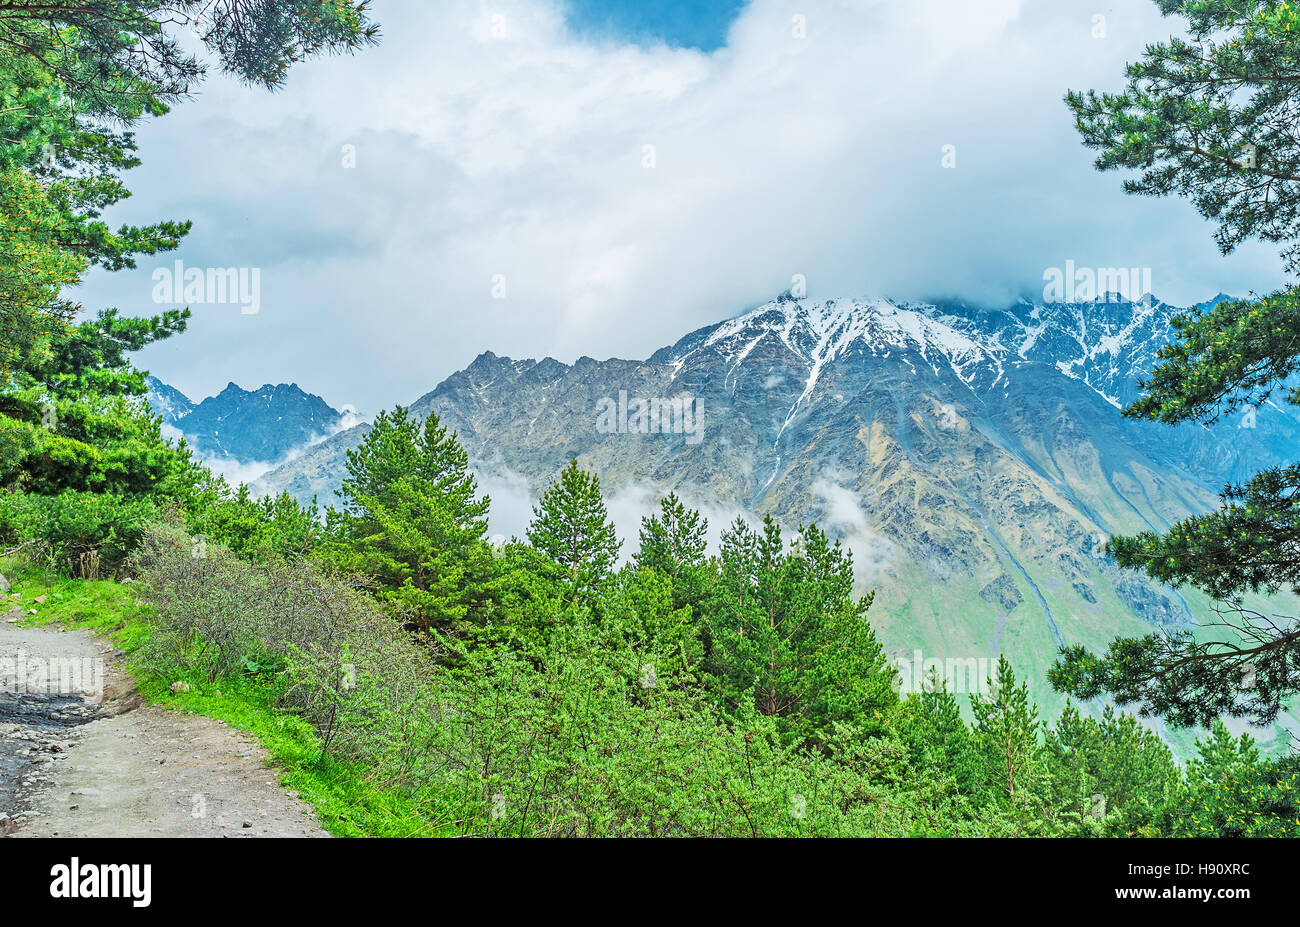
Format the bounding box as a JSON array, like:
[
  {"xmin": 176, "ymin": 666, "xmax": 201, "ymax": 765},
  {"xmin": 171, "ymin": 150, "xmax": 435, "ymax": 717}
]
[{"xmin": 1, "ymin": 558, "xmax": 443, "ymax": 837}]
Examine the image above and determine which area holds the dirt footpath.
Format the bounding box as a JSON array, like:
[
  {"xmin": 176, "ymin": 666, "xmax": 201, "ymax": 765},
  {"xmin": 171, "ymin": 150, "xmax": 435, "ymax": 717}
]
[{"xmin": 1, "ymin": 606, "xmax": 326, "ymax": 838}]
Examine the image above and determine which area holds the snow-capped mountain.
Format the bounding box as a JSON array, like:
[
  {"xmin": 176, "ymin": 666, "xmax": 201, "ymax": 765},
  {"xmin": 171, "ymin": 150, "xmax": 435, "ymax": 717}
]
[
  {"xmin": 666, "ymin": 296, "xmax": 1006, "ymax": 394},
  {"xmin": 658, "ymin": 293, "xmax": 1207, "ymax": 413},
  {"xmin": 144, "ymin": 376, "xmax": 196, "ymax": 426},
  {"xmin": 254, "ymin": 293, "xmax": 1299, "ymax": 749},
  {"xmin": 658, "ymin": 293, "xmax": 1296, "ymax": 487},
  {"xmin": 146, "ymin": 378, "xmax": 347, "ymax": 468}
]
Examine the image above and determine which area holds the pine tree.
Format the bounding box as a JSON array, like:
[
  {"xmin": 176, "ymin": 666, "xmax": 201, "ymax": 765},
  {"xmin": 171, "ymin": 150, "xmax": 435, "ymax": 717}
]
[
  {"xmin": 0, "ymin": 0, "xmax": 379, "ymax": 387},
  {"xmin": 635, "ymin": 493, "xmax": 707, "ymax": 577},
  {"xmin": 0, "ymin": 2, "xmax": 379, "ymax": 117},
  {"xmin": 601, "ymin": 564, "xmax": 702, "ymax": 678},
  {"xmin": 634, "ymin": 492, "xmax": 713, "ymax": 617},
  {"xmin": 970, "ymin": 656, "xmax": 1044, "ymax": 826},
  {"xmin": 188, "ymin": 481, "xmax": 319, "ymax": 564},
  {"xmin": 1043, "ymin": 702, "xmax": 1180, "ymax": 833},
  {"xmin": 0, "ymin": 308, "xmax": 194, "ymax": 496},
  {"xmin": 332, "ymin": 406, "xmax": 496, "ymax": 634},
  {"xmin": 705, "ymin": 515, "xmax": 896, "ymax": 746},
  {"xmin": 899, "ymin": 671, "xmax": 982, "ymax": 796},
  {"xmin": 526, "ymin": 459, "xmax": 620, "ymax": 609},
  {"xmin": 480, "ymin": 540, "xmax": 569, "ymax": 653},
  {"xmin": 1053, "ymin": 0, "xmax": 1300, "ymax": 724}
]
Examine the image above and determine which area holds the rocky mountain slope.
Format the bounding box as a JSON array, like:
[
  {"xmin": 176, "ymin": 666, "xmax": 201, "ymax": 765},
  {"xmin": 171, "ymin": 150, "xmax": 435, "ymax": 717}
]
[
  {"xmin": 254, "ymin": 294, "xmax": 1299, "ymax": 747},
  {"xmin": 143, "ymin": 376, "xmax": 195, "ymax": 427}
]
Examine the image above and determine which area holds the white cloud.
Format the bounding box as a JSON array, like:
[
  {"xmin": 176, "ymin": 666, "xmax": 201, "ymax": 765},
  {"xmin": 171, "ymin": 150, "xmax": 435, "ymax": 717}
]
[
  {"xmin": 811, "ymin": 474, "xmax": 899, "ymax": 585},
  {"xmin": 604, "ymin": 483, "xmax": 751, "ymax": 564},
  {"xmin": 476, "ymin": 466, "xmax": 537, "ymax": 544},
  {"xmin": 189, "ymin": 411, "xmax": 368, "ymax": 490},
  {"xmin": 473, "ymin": 462, "xmax": 892, "ymax": 584},
  {"xmin": 202, "ymin": 455, "xmax": 284, "ymax": 488},
  {"xmin": 79, "ymin": 0, "xmax": 1289, "ymax": 415}
]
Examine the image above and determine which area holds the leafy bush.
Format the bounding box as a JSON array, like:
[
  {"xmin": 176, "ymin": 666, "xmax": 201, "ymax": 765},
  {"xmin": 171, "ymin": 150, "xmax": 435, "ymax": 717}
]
[
  {"xmin": 133, "ymin": 521, "xmax": 433, "ymax": 759},
  {"xmin": 134, "ymin": 519, "xmax": 417, "ymax": 669},
  {"xmin": 130, "ymin": 523, "xmax": 1010, "ymax": 836},
  {"xmin": 399, "ymin": 624, "xmax": 1000, "ymax": 837},
  {"xmin": 184, "ymin": 478, "xmax": 321, "ymax": 564},
  {"xmin": 0, "ymin": 488, "xmax": 158, "ymax": 576}
]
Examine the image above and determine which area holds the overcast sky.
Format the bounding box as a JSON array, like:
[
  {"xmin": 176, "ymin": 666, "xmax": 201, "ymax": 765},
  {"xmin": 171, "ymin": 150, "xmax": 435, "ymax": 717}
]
[{"xmin": 75, "ymin": 0, "xmax": 1290, "ymax": 414}]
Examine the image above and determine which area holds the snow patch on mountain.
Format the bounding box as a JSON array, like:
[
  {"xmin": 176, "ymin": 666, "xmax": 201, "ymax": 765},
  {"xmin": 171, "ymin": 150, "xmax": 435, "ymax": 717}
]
[
  {"xmin": 666, "ymin": 292, "xmax": 1270, "ymax": 422},
  {"xmin": 692, "ymin": 296, "xmax": 1005, "ymax": 394}
]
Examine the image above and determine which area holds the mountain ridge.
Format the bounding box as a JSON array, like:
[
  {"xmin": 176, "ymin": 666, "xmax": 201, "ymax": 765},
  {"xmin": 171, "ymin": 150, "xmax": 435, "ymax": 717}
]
[
  {"xmin": 145, "ymin": 377, "xmax": 349, "ymax": 468},
  {"xmin": 251, "ymin": 293, "xmax": 1299, "ymax": 750},
  {"xmin": 256, "ymin": 291, "xmax": 1298, "ymax": 505}
]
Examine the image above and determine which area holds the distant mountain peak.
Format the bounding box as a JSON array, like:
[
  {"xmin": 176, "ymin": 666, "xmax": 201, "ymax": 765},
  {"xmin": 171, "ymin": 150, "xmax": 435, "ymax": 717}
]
[
  {"xmin": 146, "ymin": 377, "xmax": 346, "ymax": 467},
  {"xmin": 664, "ymin": 296, "xmax": 1007, "ymax": 398}
]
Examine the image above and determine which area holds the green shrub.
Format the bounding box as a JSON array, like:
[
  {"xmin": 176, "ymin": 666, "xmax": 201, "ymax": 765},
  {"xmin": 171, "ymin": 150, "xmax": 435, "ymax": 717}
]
[
  {"xmin": 133, "ymin": 521, "xmax": 433, "ymax": 756},
  {"xmin": 0, "ymin": 488, "xmax": 158, "ymax": 577},
  {"xmin": 400, "ymin": 624, "xmax": 997, "ymax": 837},
  {"xmin": 184, "ymin": 479, "xmax": 321, "ymax": 564},
  {"xmin": 130, "ymin": 522, "xmax": 1012, "ymax": 836}
]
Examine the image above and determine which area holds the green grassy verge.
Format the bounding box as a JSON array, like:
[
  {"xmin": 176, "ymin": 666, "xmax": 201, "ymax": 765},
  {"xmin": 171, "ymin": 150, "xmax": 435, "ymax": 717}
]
[{"xmin": 1, "ymin": 559, "xmax": 442, "ymax": 837}]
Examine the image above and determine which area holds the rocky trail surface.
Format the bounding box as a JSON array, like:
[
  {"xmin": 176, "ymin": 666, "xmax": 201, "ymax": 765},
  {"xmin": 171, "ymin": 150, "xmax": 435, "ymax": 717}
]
[{"xmin": 0, "ymin": 599, "xmax": 326, "ymax": 838}]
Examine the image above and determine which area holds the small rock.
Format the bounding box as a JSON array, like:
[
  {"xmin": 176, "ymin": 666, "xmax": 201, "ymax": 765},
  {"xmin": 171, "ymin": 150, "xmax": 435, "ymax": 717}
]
[
  {"xmin": 33, "ymin": 595, "xmax": 46, "ymax": 604},
  {"xmin": 170, "ymin": 681, "xmax": 191, "ymax": 693},
  {"xmin": 0, "ymin": 573, "xmax": 10, "ymax": 593},
  {"xmin": 242, "ymin": 821, "xmax": 252, "ymax": 828}
]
